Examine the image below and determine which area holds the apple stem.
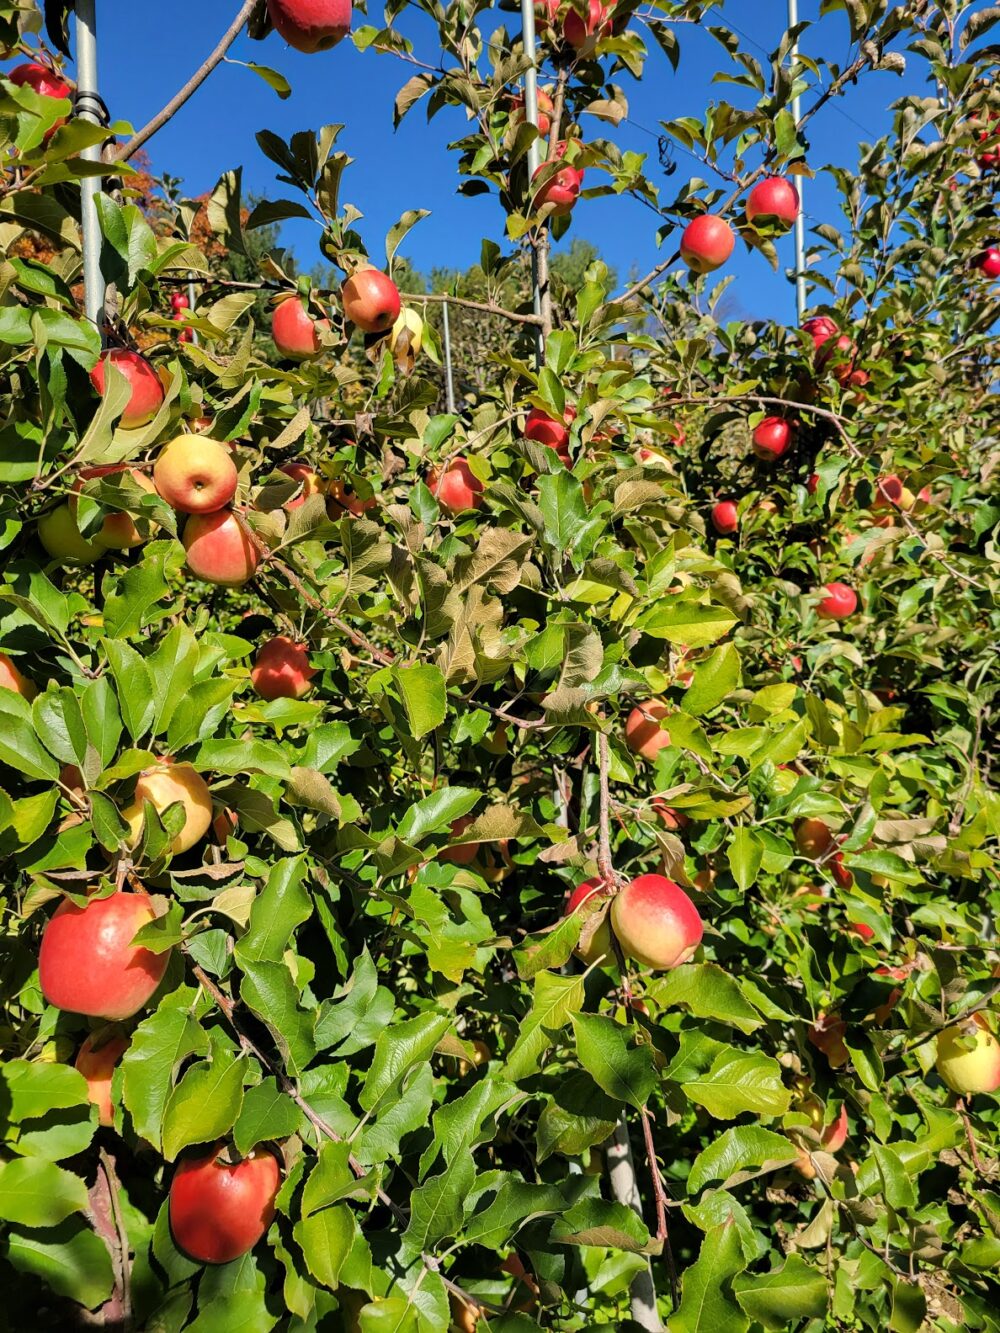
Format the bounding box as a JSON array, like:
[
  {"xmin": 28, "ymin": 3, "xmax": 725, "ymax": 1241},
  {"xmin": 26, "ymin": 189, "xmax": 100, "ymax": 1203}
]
[{"xmin": 112, "ymin": 0, "xmax": 259, "ymax": 165}]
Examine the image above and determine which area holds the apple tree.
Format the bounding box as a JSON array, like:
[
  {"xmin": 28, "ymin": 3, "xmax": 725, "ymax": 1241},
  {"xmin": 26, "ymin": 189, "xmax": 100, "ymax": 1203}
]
[{"xmin": 0, "ymin": 0, "xmax": 998, "ymax": 1329}]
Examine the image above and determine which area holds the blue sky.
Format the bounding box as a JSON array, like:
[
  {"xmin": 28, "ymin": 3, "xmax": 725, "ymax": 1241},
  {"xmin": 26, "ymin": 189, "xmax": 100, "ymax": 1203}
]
[{"xmin": 65, "ymin": 2, "xmax": 939, "ymax": 323}]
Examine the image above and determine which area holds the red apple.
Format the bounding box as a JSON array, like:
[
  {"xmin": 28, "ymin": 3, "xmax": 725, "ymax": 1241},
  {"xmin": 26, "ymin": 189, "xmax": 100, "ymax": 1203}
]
[
  {"xmin": 280, "ymin": 463, "xmax": 322, "ymax": 510},
  {"xmin": 846, "ymin": 919, "xmax": 874, "ymax": 942},
  {"xmin": 532, "ymin": 155, "xmax": 584, "ymax": 216},
  {"xmin": 327, "ymin": 477, "xmax": 375, "ymax": 518},
  {"xmin": 651, "ymin": 800, "xmax": 689, "ymax": 831},
  {"xmin": 265, "ymin": 0, "xmax": 351, "ymax": 52},
  {"xmin": 807, "ymin": 1012, "xmax": 849, "ymax": 1067},
  {"xmin": 817, "ymin": 581, "xmax": 857, "ymax": 620},
  {"xmin": 711, "ymin": 500, "xmax": 738, "ymax": 535},
  {"xmin": 183, "ymin": 510, "xmax": 260, "ymax": 586},
  {"xmin": 428, "ymin": 457, "xmax": 484, "ymax": 513},
  {"xmin": 801, "ymin": 315, "xmax": 839, "ymax": 349},
  {"xmin": 745, "ymin": 176, "xmax": 800, "ymax": 229},
  {"xmin": 679, "ymin": 215, "xmax": 735, "ymax": 273},
  {"xmin": 0, "ymin": 651, "xmax": 37, "ymax": 700},
  {"xmin": 524, "ymin": 406, "xmax": 575, "ymax": 461},
  {"xmin": 806, "ymin": 473, "xmax": 820, "ymax": 494},
  {"xmin": 564, "ymin": 0, "xmax": 611, "ymax": 50},
  {"xmin": 830, "ymin": 851, "xmax": 853, "ymax": 889},
  {"xmin": 154, "ymin": 436, "xmax": 238, "ymax": 514},
  {"xmin": 794, "ymin": 818, "xmax": 834, "ymax": 859},
  {"xmin": 251, "ymin": 635, "xmax": 315, "ymax": 701},
  {"xmin": 90, "ymin": 349, "xmax": 164, "ymax": 429},
  {"xmin": 438, "ymin": 815, "xmax": 480, "ymax": 866},
  {"xmin": 272, "ymin": 295, "xmax": 329, "ymax": 357},
  {"xmin": 565, "ymin": 877, "xmax": 613, "ymax": 964},
  {"xmin": 342, "ymin": 268, "xmax": 401, "ymax": 334},
  {"xmin": 610, "ymin": 873, "xmax": 703, "ymax": 971},
  {"xmin": 75, "ymin": 1031, "xmax": 129, "ymax": 1127},
  {"xmin": 39, "ymin": 891, "xmax": 170, "ymax": 1020},
  {"xmin": 752, "ymin": 416, "xmax": 793, "ymax": 461},
  {"xmin": 8, "ymin": 62, "xmax": 72, "ymax": 138},
  {"xmin": 624, "ymin": 700, "xmax": 671, "ymax": 762},
  {"xmin": 170, "ymin": 1144, "xmax": 280, "ymax": 1264},
  {"xmin": 975, "ymin": 247, "xmax": 1000, "ymax": 279},
  {"xmin": 509, "ymin": 88, "xmax": 554, "ymax": 136}
]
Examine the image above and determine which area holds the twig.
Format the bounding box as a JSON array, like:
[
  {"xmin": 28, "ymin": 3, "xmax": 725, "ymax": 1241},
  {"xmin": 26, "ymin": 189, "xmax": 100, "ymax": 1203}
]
[
  {"xmin": 596, "ymin": 731, "xmax": 614, "ymax": 883},
  {"xmin": 269, "ymin": 557, "xmax": 395, "ymax": 666},
  {"xmin": 112, "ymin": 0, "xmax": 259, "ymax": 163},
  {"xmin": 98, "ymin": 1147, "xmax": 132, "ymax": 1325},
  {"xmin": 407, "ymin": 291, "xmax": 543, "ymax": 327},
  {"xmin": 639, "ymin": 1108, "xmax": 677, "ymax": 1302},
  {"xmin": 956, "ymin": 1098, "xmax": 987, "ymax": 1176}
]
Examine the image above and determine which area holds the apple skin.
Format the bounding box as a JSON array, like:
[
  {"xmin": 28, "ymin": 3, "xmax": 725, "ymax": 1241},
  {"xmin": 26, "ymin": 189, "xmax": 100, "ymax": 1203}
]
[
  {"xmin": 154, "ymin": 437, "xmax": 238, "ymax": 515},
  {"xmin": 38, "ymin": 503, "xmax": 105, "ymax": 565},
  {"xmin": 509, "ymin": 87, "xmax": 554, "ymax": 136},
  {"xmin": 564, "ymin": 0, "xmax": 610, "ymax": 50},
  {"xmin": 801, "ymin": 315, "xmax": 839, "ymax": 349},
  {"xmin": 565, "ymin": 877, "xmax": 613, "ymax": 964},
  {"xmin": 624, "ymin": 700, "xmax": 671, "ymax": 762},
  {"xmin": 651, "ymin": 800, "xmax": 689, "ymax": 831},
  {"xmin": 9, "ymin": 61, "xmax": 72, "ymax": 100},
  {"xmin": 183, "ymin": 510, "xmax": 260, "ymax": 587},
  {"xmin": 170, "ymin": 1144, "xmax": 281, "ymax": 1264},
  {"xmin": 266, "ymin": 0, "xmax": 351, "ymax": 52},
  {"xmin": 610, "ymin": 873, "xmax": 703, "ymax": 971},
  {"xmin": 428, "ymin": 457, "xmax": 484, "ymax": 513},
  {"xmin": 90, "ymin": 349, "xmax": 164, "ymax": 430},
  {"xmin": 327, "ymin": 477, "xmax": 375, "ymax": 518},
  {"xmin": 752, "ymin": 416, "xmax": 793, "ymax": 461},
  {"xmin": 280, "ymin": 463, "xmax": 322, "ymax": 510},
  {"xmin": 711, "ymin": 500, "xmax": 738, "ymax": 535},
  {"xmin": 39, "ymin": 891, "xmax": 170, "ymax": 1020},
  {"xmin": 122, "ymin": 761, "xmax": 214, "ymax": 855},
  {"xmin": 75, "ymin": 1031, "xmax": 129, "ymax": 1127},
  {"xmin": 0, "ymin": 652, "xmax": 37, "ymax": 700},
  {"xmin": 975, "ymin": 247, "xmax": 1000, "ymax": 279},
  {"xmin": 438, "ymin": 815, "xmax": 480, "ymax": 865},
  {"xmin": 817, "ymin": 581, "xmax": 857, "ymax": 620},
  {"xmin": 794, "ymin": 818, "xmax": 834, "ymax": 859},
  {"xmin": 806, "ymin": 473, "xmax": 820, "ymax": 495},
  {"xmin": 935, "ymin": 1013, "xmax": 1000, "ymax": 1095},
  {"xmin": 807, "ymin": 1012, "xmax": 849, "ymax": 1068},
  {"xmin": 391, "ymin": 307, "xmax": 424, "ymax": 360},
  {"xmin": 342, "ymin": 269, "xmax": 401, "ymax": 334},
  {"xmin": 531, "ymin": 159, "xmax": 583, "ymax": 216},
  {"xmin": 251, "ymin": 635, "xmax": 315, "ymax": 701},
  {"xmin": 524, "ymin": 406, "xmax": 576, "ymax": 463},
  {"xmin": 745, "ymin": 176, "xmax": 800, "ymax": 228},
  {"xmin": 680, "ymin": 215, "xmax": 735, "ymax": 273},
  {"xmin": 74, "ymin": 466, "xmax": 157, "ymax": 549},
  {"xmin": 272, "ymin": 296, "xmax": 329, "ymax": 357}
]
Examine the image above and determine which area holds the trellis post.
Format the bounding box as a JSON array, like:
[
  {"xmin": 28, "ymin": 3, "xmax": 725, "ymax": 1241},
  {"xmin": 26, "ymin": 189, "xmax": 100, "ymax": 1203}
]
[{"xmin": 75, "ymin": 0, "xmax": 105, "ymax": 339}]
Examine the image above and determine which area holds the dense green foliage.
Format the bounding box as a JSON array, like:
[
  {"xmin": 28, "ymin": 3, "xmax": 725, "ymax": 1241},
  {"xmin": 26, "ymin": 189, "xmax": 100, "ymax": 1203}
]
[{"xmin": 0, "ymin": 1, "xmax": 998, "ymax": 1330}]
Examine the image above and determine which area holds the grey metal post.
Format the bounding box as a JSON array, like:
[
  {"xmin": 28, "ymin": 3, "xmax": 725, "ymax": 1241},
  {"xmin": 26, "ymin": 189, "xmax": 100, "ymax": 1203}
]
[
  {"xmin": 789, "ymin": 0, "xmax": 807, "ymax": 320},
  {"xmin": 519, "ymin": 0, "xmax": 544, "ymax": 365},
  {"xmin": 442, "ymin": 298, "xmax": 456, "ymax": 413},
  {"xmin": 607, "ymin": 1118, "xmax": 663, "ymax": 1330},
  {"xmin": 75, "ymin": 0, "xmax": 105, "ymax": 339},
  {"xmin": 187, "ymin": 274, "xmax": 199, "ymax": 346}
]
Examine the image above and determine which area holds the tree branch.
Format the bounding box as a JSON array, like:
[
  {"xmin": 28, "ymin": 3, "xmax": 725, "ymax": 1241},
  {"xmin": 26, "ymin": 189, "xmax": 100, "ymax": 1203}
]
[
  {"xmin": 111, "ymin": 0, "xmax": 260, "ymax": 164},
  {"xmin": 406, "ymin": 291, "xmax": 543, "ymax": 327},
  {"xmin": 268, "ymin": 557, "xmax": 396, "ymax": 666},
  {"xmin": 597, "ymin": 731, "xmax": 614, "ymax": 883}
]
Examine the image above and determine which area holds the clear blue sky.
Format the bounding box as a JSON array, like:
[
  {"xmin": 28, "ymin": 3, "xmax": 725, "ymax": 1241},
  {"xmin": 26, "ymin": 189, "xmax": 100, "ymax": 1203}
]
[{"xmin": 65, "ymin": 2, "xmax": 940, "ymax": 322}]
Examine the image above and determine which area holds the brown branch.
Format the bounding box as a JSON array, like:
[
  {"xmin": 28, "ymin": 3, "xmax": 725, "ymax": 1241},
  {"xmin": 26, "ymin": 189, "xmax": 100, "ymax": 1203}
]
[
  {"xmin": 268, "ymin": 557, "xmax": 395, "ymax": 666},
  {"xmin": 596, "ymin": 731, "xmax": 614, "ymax": 883},
  {"xmin": 112, "ymin": 0, "xmax": 260, "ymax": 164},
  {"xmin": 405, "ymin": 291, "xmax": 543, "ymax": 327},
  {"xmin": 956, "ymin": 1098, "xmax": 987, "ymax": 1176},
  {"xmin": 98, "ymin": 1147, "xmax": 132, "ymax": 1325},
  {"xmin": 639, "ymin": 1108, "xmax": 677, "ymax": 1305}
]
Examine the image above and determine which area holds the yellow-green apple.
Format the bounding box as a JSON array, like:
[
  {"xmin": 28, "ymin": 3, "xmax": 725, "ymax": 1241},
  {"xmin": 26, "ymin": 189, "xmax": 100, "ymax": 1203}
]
[
  {"xmin": 183, "ymin": 510, "xmax": 260, "ymax": 586},
  {"xmin": 327, "ymin": 477, "xmax": 375, "ymax": 518},
  {"xmin": 280, "ymin": 463, "xmax": 323, "ymax": 509},
  {"xmin": 122, "ymin": 760, "xmax": 213, "ymax": 855},
  {"xmin": 265, "ymin": 0, "xmax": 351, "ymax": 51},
  {"xmin": 272, "ymin": 295, "xmax": 329, "ymax": 357},
  {"xmin": 935, "ymin": 1013, "xmax": 1000, "ymax": 1095},
  {"xmin": 752, "ymin": 416, "xmax": 794, "ymax": 461},
  {"xmin": 342, "ymin": 268, "xmax": 401, "ymax": 333},
  {"xmin": 154, "ymin": 436, "xmax": 238, "ymax": 514},
  {"xmin": 624, "ymin": 700, "xmax": 671, "ymax": 761},
  {"xmin": 38, "ymin": 503, "xmax": 105, "ymax": 564},
  {"xmin": 680, "ymin": 215, "xmax": 735, "ymax": 273},
  {"xmin": 711, "ymin": 500, "xmax": 738, "ymax": 535},
  {"xmin": 74, "ymin": 1030, "xmax": 129, "ymax": 1126},
  {"xmin": 169, "ymin": 1143, "xmax": 280, "ymax": 1264},
  {"xmin": 39, "ymin": 890, "xmax": 170, "ymax": 1019},
  {"xmin": 745, "ymin": 176, "xmax": 800, "ymax": 229},
  {"xmin": 73, "ymin": 466, "xmax": 157, "ymax": 549},
  {"xmin": 610, "ymin": 873, "xmax": 703, "ymax": 970},
  {"xmin": 391, "ymin": 307, "xmax": 424, "ymax": 358},
  {"xmin": 0, "ymin": 652, "xmax": 37, "ymax": 699},
  {"xmin": 90, "ymin": 348, "xmax": 164, "ymax": 429},
  {"xmin": 564, "ymin": 877, "xmax": 613, "ymax": 964},
  {"xmin": 817, "ymin": 581, "xmax": 857, "ymax": 620},
  {"xmin": 428, "ymin": 457, "xmax": 484, "ymax": 513},
  {"xmin": 251, "ymin": 636, "xmax": 315, "ymax": 701}
]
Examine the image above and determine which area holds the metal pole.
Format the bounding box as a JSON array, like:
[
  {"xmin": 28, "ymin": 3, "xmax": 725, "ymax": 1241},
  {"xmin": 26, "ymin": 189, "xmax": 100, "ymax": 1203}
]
[
  {"xmin": 442, "ymin": 298, "xmax": 456, "ymax": 413},
  {"xmin": 75, "ymin": 0, "xmax": 106, "ymax": 339},
  {"xmin": 187, "ymin": 274, "xmax": 199, "ymax": 347},
  {"xmin": 789, "ymin": 0, "xmax": 807, "ymax": 321},
  {"xmin": 519, "ymin": 0, "xmax": 544, "ymax": 366},
  {"xmin": 607, "ymin": 1119, "xmax": 663, "ymax": 1331}
]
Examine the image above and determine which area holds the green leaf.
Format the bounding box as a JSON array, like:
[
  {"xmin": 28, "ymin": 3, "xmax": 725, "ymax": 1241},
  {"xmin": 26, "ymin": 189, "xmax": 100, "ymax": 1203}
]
[
  {"xmin": 4, "ymin": 1218, "xmax": 114, "ymax": 1310},
  {"xmin": 682, "ymin": 642, "xmax": 741, "ymax": 716},
  {"xmin": 239, "ymin": 958, "xmax": 317, "ymax": 1077},
  {"xmin": 0, "ymin": 691, "xmax": 60, "ymax": 780},
  {"xmin": 186, "ymin": 1289, "xmax": 279, "ymax": 1333},
  {"xmin": 571, "ymin": 1012, "xmax": 656, "ymax": 1109},
  {"xmin": 395, "ymin": 787, "xmax": 480, "ymax": 845},
  {"xmin": 1, "ymin": 1059, "xmax": 88, "ymax": 1122},
  {"xmin": 232, "ymin": 1078, "xmax": 304, "ymax": 1156},
  {"xmin": 689, "ymin": 1126, "xmax": 798, "ymax": 1193},
  {"xmin": 671, "ymin": 1221, "xmax": 750, "ymax": 1333},
  {"xmin": 505, "ymin": 972, "xmax": 585, "ymax": 1083},
  {"xmin": 650, "ymin": 964, "xmax": 763, "ymax": 1034},
  {"xmin": 732, "ymin": 1255, "xmax": 828, "ymax": 1330},
  {"xmin": 0, "ymin": 1158, "xmax": 89, "ymax": 1227},
  {"xmin": 551, "ymin": 1197, "xmax": 650, "ymax": 1251},
  {"xmin": 360, "ymin": 1013, "xmax": 451, "ymax": 1116},
  {"xmin": 103, "ymin": 638, "xmax": 154, "ymax": 739},
  {"xmin": 121, "ymin": 986, "xmax": 209, "ymax": 1152},
  {"xmin": 301, "ymin": 1140, "xmax": 358, "ymax": 1217},
  {"xmin": 293, "ymin": 1204, "xmax": 356, "ymax": 1290},
  {"xmin": 234, "ymin": 856, "xmax": 311, "ymax": 964},
  {"xmin": 682, "ymin": 1050, "xmax": 791, "ymax": 1120},
  {"xmin": 727, "ymin": 828, "xmax": 764, "ymax": 891},
  {"xmin": 537, "ymin": 472, "xmax": 603, "ymax": 562},
  {"xmin": 393, "ymin": 663, "xmax": 446, "ymax": 739},
  {"xmin": 638, "ymin": 601, "xmax": 738, "ymax": 647},
  {"xmin": 161, "ymin": 1047, "xmax": 247, "ymax": 1161},
  {"xmin": 32, "ymin": 687, "xmax": 88, "ymax": 765}
]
